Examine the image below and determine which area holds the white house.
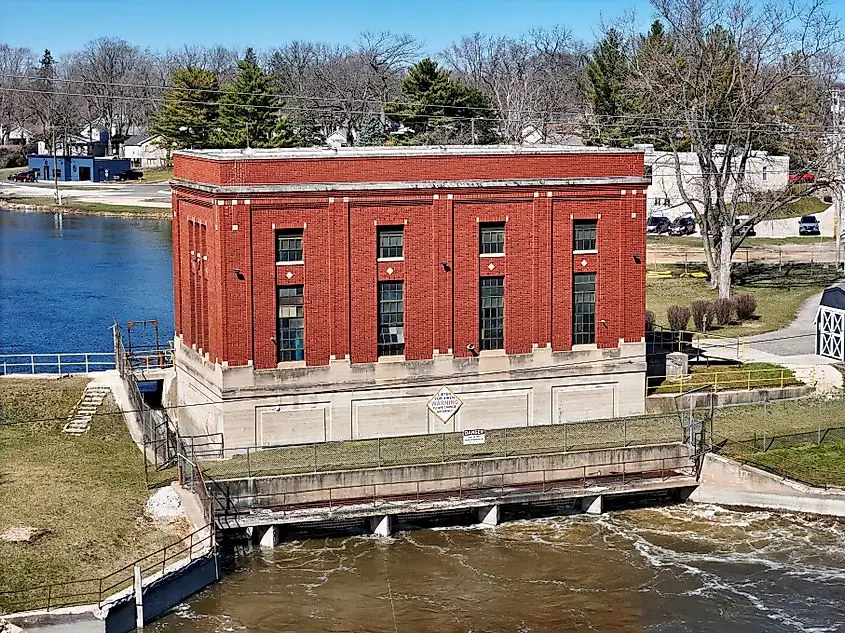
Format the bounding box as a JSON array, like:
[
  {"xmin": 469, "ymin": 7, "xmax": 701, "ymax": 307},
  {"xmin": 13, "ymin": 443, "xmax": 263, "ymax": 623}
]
[
  {"xmin": 121, "ymin": 133, "xmax": 167, "ymax": 168},
  {"xmin": 639, "ymin": 144, "xmax": 790, "ymax": 220},
  {"xmin": 36, "ymin": 123, "xmax": 109, "ymax": 157},
  {"xmin": 0, "ymin": 124, "xmax": 33, "ymax": 146}
]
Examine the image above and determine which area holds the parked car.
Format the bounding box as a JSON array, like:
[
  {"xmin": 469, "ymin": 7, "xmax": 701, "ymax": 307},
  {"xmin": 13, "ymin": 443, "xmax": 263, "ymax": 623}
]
[
  {"xmin": 788, "ymin": 172, "xmax": 816, "ymax": 184},
  {"xmin": 7, "ymin": 169, "xmax": 37, "ymax": 182},
  {"xmin": 735, "ymin": 215, "xmax": 757, "ymax": 237},
  {"xmin": 647, "ymin": 216, "xmax": 671, "ymax": 235},
  {"xmin": 669, "ymin": 216, "xmax": 696, "ymax": 236},
  {"xmin": 111, "ymin": 169, "xmax": 144, "ymax": 181},
  {"xmin": 798, "ymin": 214, "xmax": 821, "ymax": 235}
]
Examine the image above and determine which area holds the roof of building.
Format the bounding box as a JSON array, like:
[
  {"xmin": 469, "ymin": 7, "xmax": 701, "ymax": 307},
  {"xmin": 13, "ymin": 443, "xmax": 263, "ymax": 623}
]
[
  {"xmin": 175, "ymin": 144, "xmax": 643, "ymax": 162},
  {"xmin": 820, "ymin": 287, "xmax": 845, "ymax": 311},
  {"xmin": 124, "ymin": 133, "xmax": 159, "ymax": 146}
]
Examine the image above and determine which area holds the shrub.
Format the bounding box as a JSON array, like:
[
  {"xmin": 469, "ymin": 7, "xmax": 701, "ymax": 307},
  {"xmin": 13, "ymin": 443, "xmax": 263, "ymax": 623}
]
[
  {"xmin": 714, "ymin": 298, "xmax": 735, "ymax": 326},
  {"xmin": 690, "ymin": 299, "xmax": 716, "ymax": 331},
  {"xmin": 735, "ymin": 293, "xmax": 758, "ymax": 320},
  {"xmin": 645, "ymin": 310, "xmax": 656, "ymax": 331},
  {"xmin": 667, "ymin": 305, "xmax": 691, "ymax": 331}
]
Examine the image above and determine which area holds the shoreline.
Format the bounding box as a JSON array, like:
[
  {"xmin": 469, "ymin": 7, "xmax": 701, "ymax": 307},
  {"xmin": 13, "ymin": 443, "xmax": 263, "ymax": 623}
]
[{"xmin": 0, "ymin": 200, "xmax": 170, "ymax": 220}]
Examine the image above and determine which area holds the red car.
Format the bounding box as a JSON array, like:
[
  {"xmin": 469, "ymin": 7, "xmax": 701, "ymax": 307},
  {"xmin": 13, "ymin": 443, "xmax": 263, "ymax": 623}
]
[
  {"xmin": 788, "ymin": 172, "xmax": 815, "ymax": 184},
  {"xmin": 7, "ymin": 169, "xmax": 38, "ymax": 182}
]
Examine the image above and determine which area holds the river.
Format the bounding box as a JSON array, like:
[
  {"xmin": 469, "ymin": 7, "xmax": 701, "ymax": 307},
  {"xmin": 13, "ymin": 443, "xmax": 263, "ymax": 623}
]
[
  {"xmin": 2, "ymin": 209, "xmax": 844, "ymax": 631},
  {"xmin": 154, "ymin": 504, "xmax": 845, "ymax": 633},
  {"xmin": 0, "ymin": 209, "xmax": 173, "ymax": 356}
]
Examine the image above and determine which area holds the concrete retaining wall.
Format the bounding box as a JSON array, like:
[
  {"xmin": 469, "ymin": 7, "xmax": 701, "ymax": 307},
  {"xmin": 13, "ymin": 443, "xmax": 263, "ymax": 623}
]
[
  {"xmin": 217, "ymin": 443, "xmax": 693, "ymax": 510},
  {"xmin": 645, "ymin": 385, "xmax": 813, "ymax": 413},
  {"xmin": 689, "ymin": 453, "xmax": 845, "ymax": 516}
]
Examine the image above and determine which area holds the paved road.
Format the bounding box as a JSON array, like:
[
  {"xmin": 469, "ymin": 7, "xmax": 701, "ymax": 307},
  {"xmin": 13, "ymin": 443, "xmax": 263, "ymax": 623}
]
[
  {"xmin": 648, "ymin": 241, "xmax": 839, "ymax": 265},
  {"xmin": 0, "ymin": 181, "xmax": 170, "ymax": 207}
]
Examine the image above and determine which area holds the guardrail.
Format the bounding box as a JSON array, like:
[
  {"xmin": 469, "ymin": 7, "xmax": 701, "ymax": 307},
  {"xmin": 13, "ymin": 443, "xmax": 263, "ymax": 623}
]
[
  {"xmin": 0, "ymin": 524, "xmax": 213, "ymax": 615},
  {"xmin": 212, "ymin": 454, "xmax": 695, "ymax": 519},
  {"xmin": 0, "ymin": 352, "xmax": 115, "ymax": 375},
  {"xmin": 648, "ymin": 367, "xmax": 803, "ymax": 394}
]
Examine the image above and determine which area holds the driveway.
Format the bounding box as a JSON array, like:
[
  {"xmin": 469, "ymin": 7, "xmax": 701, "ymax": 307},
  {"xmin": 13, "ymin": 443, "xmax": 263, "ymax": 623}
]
[{"xmin": 751, "ymin": 203, "xmax": 833, "ymax": 238}]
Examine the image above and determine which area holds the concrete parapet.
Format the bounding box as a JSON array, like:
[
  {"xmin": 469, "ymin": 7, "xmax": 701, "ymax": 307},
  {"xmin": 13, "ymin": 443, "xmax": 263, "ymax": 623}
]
[
  {"xmin": 646, "ymin": 385, "xmax": 813, "ymax": 413},
  {"xmin": 690, "ymin": 453, "xmax": 845, "ymax": 517}
]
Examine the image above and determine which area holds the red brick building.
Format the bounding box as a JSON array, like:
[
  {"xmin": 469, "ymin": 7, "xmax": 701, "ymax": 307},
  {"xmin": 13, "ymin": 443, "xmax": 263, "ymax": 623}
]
[{"xmin": 170, "ymin": 146, "xmax": 650, "ymax": 448}]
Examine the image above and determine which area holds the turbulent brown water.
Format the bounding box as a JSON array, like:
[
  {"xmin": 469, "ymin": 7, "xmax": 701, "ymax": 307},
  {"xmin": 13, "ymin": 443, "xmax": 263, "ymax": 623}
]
[{"xmin": 153, "ymin": 504, "xmax": 845, "ymax": 633}]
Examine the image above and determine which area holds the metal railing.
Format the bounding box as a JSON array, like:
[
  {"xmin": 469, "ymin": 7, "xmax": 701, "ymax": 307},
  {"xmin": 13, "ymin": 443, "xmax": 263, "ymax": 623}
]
[
  {"xmin": 0, "ymin": 352, "xmax": 115, "ymax": 375},
  {"xmin": 648, "ymin": 367, "xmax": 803, "ymax": 394},
  {"xmin": 0, "ymin": 525, "xmax": 213, "ymax": 615},
  {"xmin": 200, "ymin": 413, "xmax": 685, "ymax": 481},
  {"xmin": 212, "ymin": 454, "xmax": 695, "ymax": 519}
]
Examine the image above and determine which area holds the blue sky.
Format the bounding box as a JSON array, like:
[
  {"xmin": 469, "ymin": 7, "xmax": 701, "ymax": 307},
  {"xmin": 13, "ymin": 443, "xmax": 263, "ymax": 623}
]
[{"xmin": 2, "ymin": 0, "xmax": 655, "ymax": 56}]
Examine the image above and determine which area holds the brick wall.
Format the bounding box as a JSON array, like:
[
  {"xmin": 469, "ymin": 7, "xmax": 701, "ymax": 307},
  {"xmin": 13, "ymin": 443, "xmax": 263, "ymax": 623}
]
[
  {"xmin": 172, "ymin": 152, "xmax": 647, "ymax": 370},
  {"xmin": 173, "ymin": 152, "xmax": 642, "ymax": 186}
]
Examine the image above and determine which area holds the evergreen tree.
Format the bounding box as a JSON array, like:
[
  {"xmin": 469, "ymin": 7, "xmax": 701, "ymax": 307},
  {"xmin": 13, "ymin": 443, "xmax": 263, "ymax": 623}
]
[
  {"xmin": 214, "ymin": 48, "xmax": 296, "ymax": 149},
  {"xmin": 583, "ymin": 29, "xmax": 631, "ymax": 146},
  {"xmin": 149, "ymin": 66, "xmax": 220, "ymax": 152},
  {"xmin": 386, "ymin": 58, "xmax": 497, "ymax": 145},
  {"xmin": 357, "ymin": 113, "xmax": 387, "ymax": 145}
]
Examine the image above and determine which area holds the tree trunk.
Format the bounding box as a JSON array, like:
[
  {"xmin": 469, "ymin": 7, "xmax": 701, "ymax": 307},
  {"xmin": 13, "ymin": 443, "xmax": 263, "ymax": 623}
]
[{"xmin": 717, "ymin": 224, "xmax": 733, "ymax": 299}]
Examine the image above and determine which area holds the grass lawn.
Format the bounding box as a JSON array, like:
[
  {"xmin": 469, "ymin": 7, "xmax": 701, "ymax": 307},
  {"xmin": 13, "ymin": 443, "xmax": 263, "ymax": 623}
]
[
  {"xmin": 765, "ymin": 196, "xmax": 829, "ymax": 220},
  {"xmin": 652, "ymin": 362, "xmax": 800, "ymax": 394},
  {"xmin": 648, "ymin": 235, "xmax": 834, "ymax": 249},
  {"xmin": 0, "ymin": 196, "xmax": 167, "ymax": 216},
  {"xmin": 139, "ymin": 167, "xmax": 173, "ymax": 183},
  {"xmin": 0, "ymin": 378, "xmax": 174, "ymax": 612},
  {"xmin": 647, "ymin": 263, "xmax": 841, "ymax": 337},
  {"xmin": 738, "ymin": 441, "xmax": 845, "ymax": 488}
]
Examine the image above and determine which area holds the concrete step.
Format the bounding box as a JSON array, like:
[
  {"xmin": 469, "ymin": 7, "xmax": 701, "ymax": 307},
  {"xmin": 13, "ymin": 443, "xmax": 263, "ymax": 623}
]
[{"xmin": 62, "ymin": 385, "xmax": 112, "ymax": 435}]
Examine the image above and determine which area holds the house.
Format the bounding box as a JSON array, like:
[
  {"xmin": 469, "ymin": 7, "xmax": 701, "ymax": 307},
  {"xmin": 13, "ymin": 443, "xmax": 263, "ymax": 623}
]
[
  {"xmin": 520, "ymin": 124, "xmax": 583, "ymax": 146},
  {"xmin": 36, "ymin": 123, "xmax": 109, "ymax": 157},
  {"xmin": 121, "ymin": 133, "xmax": 167, "ymax": 168},
  {"xmin": 0, "ymin": 124, "xmax": 33, "ymax": 147},
  {"xmin": 169, "ymin": 145, "xmax": 650, "ymax": 449},
  {"xmin": 639, "ymin": 144, "xmax": 790, "ymax": 220},
  {"xmin": 325, "ymin": 130, "xmax": 350, "ymax": 149}
]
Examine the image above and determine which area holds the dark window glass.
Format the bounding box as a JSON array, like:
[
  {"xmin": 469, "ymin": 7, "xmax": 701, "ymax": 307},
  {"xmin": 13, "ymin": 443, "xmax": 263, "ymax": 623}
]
[
  {"xmin": 276, "ymin": 229, "xmax": 303, "ymax": 263},
  {"xmin": 480, "ymin": 276, "xmax": 504, "ymax": 350},
  {"xmin": 573, "ymin": 220, "xmax": 597, "ymax": 251},
  {"xmin": 480, "ymin": 223, "xmax": 505, "ymax": 255},
  {"xmin": 378, "ymin": 227, "xmax": 404, "ymax": 259},
  {"xmin": 277, "ymin": 285, "xmax": 304, "ymax": 362},
  {"xmin": 573, "ymin": 273, "xmax": 596, "ymax": 346},
  {"xmin": 378, "ymin": 281, "xmax": 405, "ymax": 356}
]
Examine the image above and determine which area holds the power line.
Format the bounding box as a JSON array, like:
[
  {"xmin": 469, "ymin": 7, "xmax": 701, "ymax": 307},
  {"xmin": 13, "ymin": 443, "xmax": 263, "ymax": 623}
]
[{"xmin": 0, "ymin": 80, "xmax": 839, "ymax": 135}]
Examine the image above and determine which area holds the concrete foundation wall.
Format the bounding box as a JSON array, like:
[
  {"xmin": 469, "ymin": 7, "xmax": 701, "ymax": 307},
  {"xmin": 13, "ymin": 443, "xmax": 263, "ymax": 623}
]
[
  {"xmin": 690, "ymin": 453, "xmax": 845, "ymax": 516},
  {"xmin": 175, "ymin": 339, "xmax": 647, "ymax": 449},
  {"xmin": 217, "ymin": 443, "xmax": 692, "ymax": 510},
  {"xmin": 645, "ymin": 385, "xmax": 813, "ymax": 414}
]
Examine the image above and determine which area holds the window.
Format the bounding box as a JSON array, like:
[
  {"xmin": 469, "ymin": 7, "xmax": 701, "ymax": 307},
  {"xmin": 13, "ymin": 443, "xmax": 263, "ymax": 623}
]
[
  {"xmin": 276, "ymin": 229, "xmax": 303, "ymax": 263},
  {"xmin": 480, "ymin": 222, "xmax": 505, "ymax": 255},
  {"xmin": 277, "ymin": 286, "xmax": 304, "ymax": 362},
  {"xmin": 573, "ymin": 220, "xmax": 597, "ymax": 251},
  {"xmin": 378, "ymin": 281, "xmax": 405, "ymax": 356},
  {"xmin": 573, "ymin": 273, "xmax": 596, "ymax": 346},
  {"xmin": 479, "ymin": 276, "xmax": 504, "ymax": 350},
  {"xmin": 377, "ymin": 226, "xmax": 404, "ymax": 259}
]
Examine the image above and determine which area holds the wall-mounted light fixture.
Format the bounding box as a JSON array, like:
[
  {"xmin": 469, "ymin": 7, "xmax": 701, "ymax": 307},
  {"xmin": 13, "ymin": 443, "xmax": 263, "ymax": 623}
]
[
  {"xmin": 441, "ymin": 260, "xmax": 451, "ymax": 271},
  {"xmin": 632, "ymin": 253, "xmax": 642, "ymax": 264},
  {"xmin": 234, "ymin": 268, "xmax": 245, "ymax": 280}
]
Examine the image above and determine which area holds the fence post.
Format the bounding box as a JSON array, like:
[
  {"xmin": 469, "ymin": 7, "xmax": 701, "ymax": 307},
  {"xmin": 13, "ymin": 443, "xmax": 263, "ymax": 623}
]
[
  {"xmin": 30, "ymin": 355, "xmax": 35, "ymax": 374},
  {"xmin": 57, "ymin": 355, "xmax": 61, "ymax": 374},
  {"xmin": 85, "ymin": 354, "xmax": 90, "ymax": 374},
  {"xmin": 504, "ymin": 427, "xmax": 509, "ymax": 457},
  {"xmin": 747, "ymin": 371, "xmax": 751, "ymax": 391},
  {"xmin": 623, "ymin": 419, "xmax": 627, "ymax": 447},
  {"xmin": 714, "ymin": 373, "xmax": 718, "ymax": 392},
  {"xmin": 780, "ymin": 369, "xmax": 784, "ymax": 389},
  {"xmin": 134, "ymin": 564, "xmax": 144, "ymax": 630},
  {"xmin": 377, "ymin": 437, "xmax": 382, "ymax": 467},
  {"xmin": 247, "ymin": 448, "xmax": 252, "ymax": 478},
  {"xmin": 313, "ymin": 443, "xmax": 318, "ymax": 472}
]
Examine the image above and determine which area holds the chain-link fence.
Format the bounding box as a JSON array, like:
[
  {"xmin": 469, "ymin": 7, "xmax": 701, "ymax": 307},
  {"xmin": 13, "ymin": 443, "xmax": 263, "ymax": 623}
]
[{"xmin": 201, "ymin": 412, "xmax": 686, "ymax": 480}]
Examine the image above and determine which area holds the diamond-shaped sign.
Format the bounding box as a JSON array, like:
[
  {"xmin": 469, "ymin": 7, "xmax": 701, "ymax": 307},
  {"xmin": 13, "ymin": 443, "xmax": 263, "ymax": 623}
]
[{"xmin": 427, "ymin": 386, "xmax": 463, "ymax": 423}]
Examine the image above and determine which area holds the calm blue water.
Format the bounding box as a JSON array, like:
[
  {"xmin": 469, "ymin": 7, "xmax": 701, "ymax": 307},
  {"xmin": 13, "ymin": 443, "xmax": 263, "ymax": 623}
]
[{"xmin": 0, "ymin": 209, "xmax": 174, "ymax": 355}]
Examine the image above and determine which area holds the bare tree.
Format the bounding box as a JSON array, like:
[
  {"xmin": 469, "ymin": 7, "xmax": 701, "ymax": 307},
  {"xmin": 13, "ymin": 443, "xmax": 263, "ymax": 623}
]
[
  {"xmin": 632, "ymin": 0, "xmax": 843, "ymax": 298},
  {"xmin": 443, "ymin": 27, "xmax": 585, "ymax": 143},
  {"xmin": 0, "ymin": 44, "xmax": 34, "ymax": 143}
]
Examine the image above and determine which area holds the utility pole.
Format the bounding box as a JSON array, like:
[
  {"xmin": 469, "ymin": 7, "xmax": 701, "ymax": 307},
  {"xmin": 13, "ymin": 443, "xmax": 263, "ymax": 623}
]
[
  {"xmin": 831, "ymin": 89, "xmax": 842, "ymax": 270},
  {"xmin": 52, "ymin": 127, "xmax": 62, "ymax": 206}
]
